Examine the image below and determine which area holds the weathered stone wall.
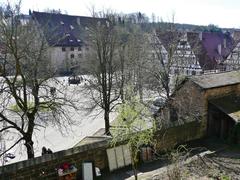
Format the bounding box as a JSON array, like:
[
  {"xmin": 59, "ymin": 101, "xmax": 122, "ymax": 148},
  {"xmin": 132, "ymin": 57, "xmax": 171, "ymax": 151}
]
[
  {"xmin": 159, "ymin": 80, "xmax": 207, "ymax": 138},
  {"xmin": 160, "ymin": 80, "xmax": 240, "ymax": 140},
  {"xmin": 0, "ymin": 121, "xmax": 203, "ymax": 180},
  {"xmin": 204, "ymin": 83, "xmax": 240, "ymax": 100},
  {"xmin": 0, "ymin": 138, "xmax": 110, "ymax": 180},
  {"xmin": 155, "ymin": 121, "xmax": 203, "ymax": 151}
]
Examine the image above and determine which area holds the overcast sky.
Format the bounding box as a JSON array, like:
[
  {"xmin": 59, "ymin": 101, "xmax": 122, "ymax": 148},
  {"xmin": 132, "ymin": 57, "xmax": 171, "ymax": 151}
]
[{"xmin": 6, "ymin": 0, "xmax": 240, "ymax": 28}]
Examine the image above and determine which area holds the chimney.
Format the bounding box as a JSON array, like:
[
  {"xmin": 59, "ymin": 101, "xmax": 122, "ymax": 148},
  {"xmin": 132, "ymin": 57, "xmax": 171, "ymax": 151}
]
[
  {"xmin": 223, "ymin": 38, "xmax": 227, "ymax": 48},
  {"xmin": 77, "ymin": 17, "xmax": 80, "ymax": 25},
  {"xmin": 199, "ymin": 32, "xmax": 202, "ymax": 41},
  {"xmin": 218, "ymin": 44, "xmax": 222, "ymax": 55}
]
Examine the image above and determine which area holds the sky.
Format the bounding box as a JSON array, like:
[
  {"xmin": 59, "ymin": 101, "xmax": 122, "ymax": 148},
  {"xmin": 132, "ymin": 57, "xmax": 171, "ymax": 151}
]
[{"xmin": 5, "ymin": 0, "xmax": 240, "ymax": 28}]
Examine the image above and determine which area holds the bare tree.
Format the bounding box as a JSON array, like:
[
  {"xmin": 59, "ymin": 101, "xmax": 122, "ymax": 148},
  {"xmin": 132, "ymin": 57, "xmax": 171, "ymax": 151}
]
[
  {"xmin": 0, "ymin": 3, "xmax": 77, "ymax": 159},
  {"xmin": 148, "ymin": 17, "xmax": 200, "ymax": 100},
  {"xmin": 117, "ymin": 25, "xmax": 128, "ymax": 103},
  {"xmin": 149, "ymin": 20, "xmax": 182, "ymax": 99},
  {"xmin": 116, "ymin": 22, "xmax": 150, "ymax": 103},
  {"xmin": 126, "ymin": 25, "xmax": 150, "ymax": 101},
  {"xmin": 84, "ymin": 11, "xmax": 121, "ymax": 135}
]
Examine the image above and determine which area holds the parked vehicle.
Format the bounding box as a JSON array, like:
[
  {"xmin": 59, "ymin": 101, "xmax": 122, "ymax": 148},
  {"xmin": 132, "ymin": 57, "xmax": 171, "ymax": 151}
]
[{"xmin": 68, "ymin": 75, "xmax": 81, "ymax": 85}]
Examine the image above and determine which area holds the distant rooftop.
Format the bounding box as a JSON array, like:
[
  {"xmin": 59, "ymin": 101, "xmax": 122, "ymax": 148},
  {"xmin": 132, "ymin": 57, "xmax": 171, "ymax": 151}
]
[
  {"xmin": 32, "ymin": 11, "xmax": 107, "ymax": 47},
  {"xmin": 191, "ymin": 71, "xmax": 240, "ymax": 89}
]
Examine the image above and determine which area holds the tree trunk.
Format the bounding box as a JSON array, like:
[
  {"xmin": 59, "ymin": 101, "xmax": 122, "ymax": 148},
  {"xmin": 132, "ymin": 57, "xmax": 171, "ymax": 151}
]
[
  {"xmin": 104, "ymin": 109, "xmax": 111, "ymax": 135},
  {"xmin": 25, "ymin": 137, "xmax": 34, "ymax": 159},
  {"xmin": 133, "ymin": 164, "xmax": 138, "ymax": 180},
  {"xmin": 130, "ymin": 147, "xmax": 138, "ymax": 180},
  {"xmin": 25, "ymin": 114, "xmax": 35, "ymax": 159}
]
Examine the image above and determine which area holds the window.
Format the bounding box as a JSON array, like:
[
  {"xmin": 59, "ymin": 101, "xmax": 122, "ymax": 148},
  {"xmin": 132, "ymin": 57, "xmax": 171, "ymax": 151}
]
[
  {"xmin": 192, "ymin": 70, "xmax": 196, "ymax": 75},
  {"xmin": 70, "ymin": 47, "xmax": 74, "ymax": 51},
  {"xmin": 70, "ymin": 54, "xmax": 74, "ymax": 59},
  {"xmin": 62, "ymin": 47, "xmax": 66, "ymax": 52},
  {"xmin": 78, "ymin": 54, "xmax": 82, "ymax": 58},
  {"xmin": 180, "ymin": 41, "xmax": 187, "ymax": 46},
  {"xmin": 78, "ymin": 47, "xmax": 82, "ymax": 51}
]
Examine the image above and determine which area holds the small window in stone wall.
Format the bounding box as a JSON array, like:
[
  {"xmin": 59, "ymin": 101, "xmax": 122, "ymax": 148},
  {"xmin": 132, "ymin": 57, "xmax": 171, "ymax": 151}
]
[
  {"xmin": 78, "ymin": 47, "xmax": 82, "ymax": 51},
  {"xmin": 70, "ymin": 54, "xmax": 74, "ymax": 59},
  {"xmin": 62, "ymin": 47, "xmax": 66, "ymax": 52},
  {"xmin": 70, "ymin": 47, "xmax": 74, "ymax": 51}
]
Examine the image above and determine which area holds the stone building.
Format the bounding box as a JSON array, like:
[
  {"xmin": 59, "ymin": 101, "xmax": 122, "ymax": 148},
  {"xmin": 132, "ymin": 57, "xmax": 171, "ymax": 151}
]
[
  {"xmin": 31, "ymin": 11, "xmax": 107, "ymax": 75},
  {"xmin": 159, "ymin": 71, "xmax": 240, "ymax": 140}
]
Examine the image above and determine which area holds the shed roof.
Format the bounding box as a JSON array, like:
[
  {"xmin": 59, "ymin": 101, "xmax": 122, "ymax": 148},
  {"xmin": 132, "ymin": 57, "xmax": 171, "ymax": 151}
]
[
  {"xmin": 209, "ymin": 95, "xmax": 240, "ymax": 123},
  {"xmin": 190, "ymin": 71, "xmax": 240, "ymax": 89}
]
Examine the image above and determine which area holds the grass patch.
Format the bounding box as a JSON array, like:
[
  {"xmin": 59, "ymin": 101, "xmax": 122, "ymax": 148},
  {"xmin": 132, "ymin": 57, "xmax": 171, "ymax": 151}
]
[{"xmin": 9, "ymin": 102, "xmax": 53, "ymax": 112}]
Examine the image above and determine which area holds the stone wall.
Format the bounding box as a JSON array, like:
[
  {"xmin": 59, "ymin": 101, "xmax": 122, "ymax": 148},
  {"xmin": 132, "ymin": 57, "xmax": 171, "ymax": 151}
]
[
  {"xmin": 159, "ymin": 80, "xmax": 207, "ymax": 138},
  {"xmin": 0, "ymin": 137, "xmax": 111, "ymax": 180},
  {"xmin": 0, "ymin": 121, "xmax": 203, "ymax": 180},
  {"xmin": 159, "ymin": 80, "xmax": 240, "ymax": 140},
  {"xmin": 204, "ymin": 83, "xmax": 240, "ymax": 100},
  {"xmin": 155, "ymin": 121, "xmax": 204, "ymax": 151}
]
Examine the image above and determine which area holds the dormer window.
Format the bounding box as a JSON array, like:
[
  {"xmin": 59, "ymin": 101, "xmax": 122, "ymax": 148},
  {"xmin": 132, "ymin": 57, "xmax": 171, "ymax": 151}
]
[{"xmin": 180, "ymin": 41, "xmax": 187, "ymax": 46}]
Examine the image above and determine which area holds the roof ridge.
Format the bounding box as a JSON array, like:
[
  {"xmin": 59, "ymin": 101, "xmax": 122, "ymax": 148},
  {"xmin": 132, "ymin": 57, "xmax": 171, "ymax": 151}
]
[{"xmin": 32, "ymin": 11, "xmax": 106, "ymax": 20}]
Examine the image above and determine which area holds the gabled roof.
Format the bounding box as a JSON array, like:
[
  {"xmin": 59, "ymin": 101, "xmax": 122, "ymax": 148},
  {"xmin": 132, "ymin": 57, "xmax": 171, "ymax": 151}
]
[
  {"xmin": 232, "ymin": 30, "xmax": 240, "ymax": 43},
  {"xmin": 156, "ymin": 30, "xmax": 183, "ymax": 52},
  {"xmin": 188, "ymin": 32, "xmax": 234, "ymax": 70},
  {"xmin": 155, "ymin": 30, "xmax": 234, "ymax": 70},
  {"xmin": 202, "ymin": 32, "xmax": 233, "ymax": 62},
  {"xmin": 190, "ymin": 71, "xmax": 240, "ymax": 89},
  {"xmin": 32, "ymin": 11, "xmax": 107, "ymax": 47}
]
